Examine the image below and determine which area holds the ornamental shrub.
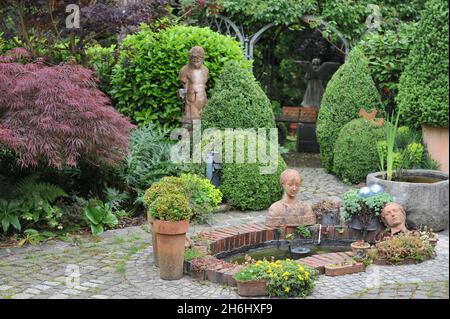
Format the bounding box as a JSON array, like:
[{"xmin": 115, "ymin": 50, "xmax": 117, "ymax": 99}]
[
  {"xmin": 201, "ymin": 60, "xmax": 276, "ymax": 130},
  {"xmin": 110, "ymin": 25, "xmax": 248, "ymax": 129},
  {"xmin": 143, "ymin": 174, "xmax": 222, "ymax": 223},
  {"xmin": 396, "ymin": 0, "xmax": 449, "ymax": 128},
  {"xmin": 219, "ymin": 132, "xmax": 286, "ymax": 211},
  {"xmin": 316, "ymin": 48, "xmax": 383, "ymax": 172},
  {"xmin": 122, "ymin": 123, "xmax": 180, "ymax": 201},
  {"xmin": 333, "ymin": 119, "xmax": 386, "ymax": 184},
  {"xmin": 148, "ymin": 193, "xmax": 193, "ymax": 221},
  {"xmin": 0, "ymin": 49, "xmax": 134, "ymax": 169}
]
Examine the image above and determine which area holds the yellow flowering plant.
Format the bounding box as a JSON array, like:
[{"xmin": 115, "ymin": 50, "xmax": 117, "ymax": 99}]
[{"xmin": 234, "ymin": 259, "xmax": 317, "ymax": 298}]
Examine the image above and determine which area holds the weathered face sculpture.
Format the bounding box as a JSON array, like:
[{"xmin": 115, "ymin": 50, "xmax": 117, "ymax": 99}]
[
  {"xmin": 281, "ymin": 170, "xmax": 301, "ymax": 198},
  {"xmin": 381, "ymin": 203, "xmax": 406, "ymax": 228},
  {"xmin": 189, "ymin": 47, "xmax": 205, "ymax": 69}
]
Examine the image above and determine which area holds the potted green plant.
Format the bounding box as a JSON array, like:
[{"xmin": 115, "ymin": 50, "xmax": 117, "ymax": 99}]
[
  {"xmin": 147, "ymin": 193, "xmax": 193, "ymax": 280},
  {"xmin": 343, "ymin": 188, "xmax": 393, "ymax": 242},
  {"xmin": 233, "ymin": 260, "xmax": 269, "ymax": 297},
  {"xmin": 312, "ymin": 200, "xmax": 341, "ymax": 226}
]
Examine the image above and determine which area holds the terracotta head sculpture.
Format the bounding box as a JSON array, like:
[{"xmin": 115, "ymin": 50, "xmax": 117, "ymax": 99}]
[
  {"xmin": 280, "ymin": 169, "xmax": 301, "ymax": 199},
  {"xmin": 381, "ymin": 202, "xmax": 409, "ymax": 235}
]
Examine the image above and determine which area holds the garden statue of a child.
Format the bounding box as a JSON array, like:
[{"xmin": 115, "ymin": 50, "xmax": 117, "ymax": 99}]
[
  {"xmin": 265, "ymin": 169, "xmax": 316, "ymax": 228},
  {"xmin": 380, "ymin": 202, "xmax": 410, "ymax": 236},
  {"xmin": 179, "ymin": 46, "xmax": 209, "ymax": 120}
]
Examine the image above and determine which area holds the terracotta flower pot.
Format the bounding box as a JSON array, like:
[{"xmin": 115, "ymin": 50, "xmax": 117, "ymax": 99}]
[
  {"xmin": 236, "ymin": 279, "xmax": 268, "ymax": 297},
  {"xmin": 153, "ymin": 219, "xmax": 190, "ymax": 280},
  {"xmin": 351, "ymin": 241, "xmax": 371, "ymax": 258},
  {"xmin": 147, "ymin": 215, "xmax": 158, "ymax": 267}
]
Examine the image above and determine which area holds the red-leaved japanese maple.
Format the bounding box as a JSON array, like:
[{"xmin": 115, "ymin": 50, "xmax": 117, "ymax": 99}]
[{"xmin": 0, "ymin": 49, "xmax": 135, "ymax": 169}]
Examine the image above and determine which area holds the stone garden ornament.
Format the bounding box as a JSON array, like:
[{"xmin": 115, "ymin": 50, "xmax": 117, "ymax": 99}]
[
  {"xmin": 295, "ymin": 58, "xmax": 340, "ymax": 109},
  {"xmin": 179, "ymin": 46, "xmax": 209, "ymax": 121},
  {"xmin": 265, "ymin": 169, "xmax": 316, "ymax": 228}
]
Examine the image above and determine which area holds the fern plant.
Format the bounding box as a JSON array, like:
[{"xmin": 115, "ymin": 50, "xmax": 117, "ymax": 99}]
[{"xmin": 0, "ymin": 174, "xmax": 67, "ymax": 234}]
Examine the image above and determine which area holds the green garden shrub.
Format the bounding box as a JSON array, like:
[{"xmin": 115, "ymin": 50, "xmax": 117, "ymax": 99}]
[
  {"xmin": 333, "ymin": 119, "xmax": 386, "ymax": 184},
  {"xmin": 396, "ymin": 0, "xmax": 449, "ymax": 129},
  {"xmin": 201, "ymin": 60, "xmax": 276, "ymax": 130},
  {"xmin": 110, "ymin": 25, "xmax": 248, "ymax": 129},
  {"xmin": 316, "ymin": 47, "xmax": 383, "ymax": 172},
  {"xmin": 218, "ymin": 132, "xmax": 287, "ymax": 210}
]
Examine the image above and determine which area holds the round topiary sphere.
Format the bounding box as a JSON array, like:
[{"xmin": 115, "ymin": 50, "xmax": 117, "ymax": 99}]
[{"xmin": 333, "ymin": 118, "xmax": 386, "ymax": 184}]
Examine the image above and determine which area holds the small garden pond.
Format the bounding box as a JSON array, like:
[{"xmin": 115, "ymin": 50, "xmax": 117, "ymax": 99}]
[{"xmin": 225, "ymin": 245, "xmax": 351, "ymax": 264}]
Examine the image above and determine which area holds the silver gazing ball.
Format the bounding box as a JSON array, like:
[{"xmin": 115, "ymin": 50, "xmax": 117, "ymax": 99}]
[
  {"xmin": 369, "ymin": 184, "xmax": 384, "ymax": 195},
  {"xmin": 358, "ymin": 186, "xmax": 372, "ymax": 197}
]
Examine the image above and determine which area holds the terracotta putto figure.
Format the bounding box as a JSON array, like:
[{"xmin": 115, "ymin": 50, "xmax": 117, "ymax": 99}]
[
  {"xmin": 179, "ymin": 46, "xmax": 209, "ymax": 120},
  {"xmin": 265, "ymin": 169, "xmax": 316, "ymax": 228},
  {"xmin": 381, "ymin": 202, "xmax": 410, "ymax": 236}
]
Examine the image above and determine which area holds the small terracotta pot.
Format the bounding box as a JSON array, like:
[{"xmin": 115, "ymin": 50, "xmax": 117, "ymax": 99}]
[
  {"xmin": 153, "ymin": 219, "xmax": 189, "ymax": 280},
  {"xmin": 147, "ymin": 215, "xmax": 158, "ymax": 267},
  {"xmin": 236, "ymin": 280, "xmax": 268, "ymax": 297},
  {"xmin": 351, "ymin": 241, "xmax": 371, "ymax": 258}
]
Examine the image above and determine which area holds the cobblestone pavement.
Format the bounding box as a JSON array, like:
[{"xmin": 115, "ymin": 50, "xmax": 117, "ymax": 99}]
[{"xmin": 0, "ymin": 168, "xmax": 448, "ymax": 299}]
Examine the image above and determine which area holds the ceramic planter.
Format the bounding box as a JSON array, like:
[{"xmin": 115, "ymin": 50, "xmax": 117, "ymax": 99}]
[
  {"xmin": 147, "ymin": 215, "xmax": 159, "ymax": 267},
  {"xmin": 236, "ymin": 279, "xmax": 268, "ymax": 297},
  {"xmin": 367, "ymin": 170, "xmax": 449, "ymax": 231},
  {"xmin": 153, "ymin": 219, "xmax": 190, "ymax": 280},
  {"xmin": 351, "ymin": 241, "xmax": 371, "ymax": 258},
  {"xmin": 422, "ymin": 125, "xmax": 448, "ymax": 173}
]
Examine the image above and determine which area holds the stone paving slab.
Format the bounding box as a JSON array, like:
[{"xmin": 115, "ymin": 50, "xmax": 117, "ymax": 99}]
[{"xmin": 0, "ymin": 167, "xmax": 448, "ymax": 299}]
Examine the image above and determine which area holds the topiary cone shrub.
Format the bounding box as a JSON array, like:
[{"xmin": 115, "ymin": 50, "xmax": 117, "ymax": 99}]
[
  {"xmin": 201, "ymin": 60, "xmax": 276, "ymax": 130},
  {"xmin": 0, "ymin": 49, "xmax": 134, "ymax": 169},
  {"xmin": 110, "ymin": 25, "xmax": 249, "ymax": 129},
  {"xmin": 396, "ymin": 0, "xmax": 449, "ymax": 129},
  {"xmin": 333, "ymin": 118, "xmax": 386, "ymax": 184},
  {"xmin": 316, "ymin": 48, "xmax": 383, "ymax": 173}
]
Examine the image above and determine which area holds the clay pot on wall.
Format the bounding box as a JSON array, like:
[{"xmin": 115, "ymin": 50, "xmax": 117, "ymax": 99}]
[
  {"xmin": 153, "ymin": 219, "xmax": 190, "ymax": 280},
  {"xmin": 351, "ymin": 241, "xmax": 371, "ymax": 258}
]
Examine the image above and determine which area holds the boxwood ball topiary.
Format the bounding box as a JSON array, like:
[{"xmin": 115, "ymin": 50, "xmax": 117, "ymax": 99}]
[
  {"xmin": 333, "ymin": 118, "xmax": 386, "ymax": 184},
  {"xmin": 110, "ymin": 25, "xmax": 249, "ymax": 129},
  {"xmin": 201, "ymin": 60, "xmax": 276, "ymax": 130},
  {"xmin": 316, "ymin": 47, "xmax": 383, "ymax": 173},
  {"xmin": 396, "ymin": 0, "xmax": 449, "ymax": 129}
]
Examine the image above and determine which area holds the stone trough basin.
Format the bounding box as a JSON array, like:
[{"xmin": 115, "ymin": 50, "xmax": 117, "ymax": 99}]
[{"xmin": 367, "ymin": 169, "xmax": 449, "ymax": 231}]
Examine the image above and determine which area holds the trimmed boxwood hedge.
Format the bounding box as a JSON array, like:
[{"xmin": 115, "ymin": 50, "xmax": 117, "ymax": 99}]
[
  {"xmin": 333, "ymin": 118, "xmax": 386, "ymax": 184},
  {"xmin": 201, "ymin": 60, "xmax": 276, "ymax": 130},
  {"xmin": 396, "ymin": 0, "xmax": 449, "ymax": 129},
  {"xmin": 316, "ymin": 47, "xmax": 383, "ymax": 173}
]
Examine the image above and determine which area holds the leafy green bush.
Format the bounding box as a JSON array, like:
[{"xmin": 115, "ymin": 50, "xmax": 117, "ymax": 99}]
[
  {"xmin": 110, "ymin": 24, "xmax": 248, "ymax": 129},
  {"xmin": 201, "ymin": 60, "xmax": 276, "ymax": 130},
  {"xmin": 358, "ymin": 22, "xmax": 417, "ymax": 109},
  {"xmin": 143, "ymin": 174, "xmax": 222, "ymax": 223},
  {"xmin": 396, "ymin": 0, "xmax": 449, "ymax": 128},
  {"xmin": 333, "ymin": 119, "xmax": 386, "ymax": 184},
  {"xmin": 220, "ymin": 151, "xmax": 287, "ymax": 211},
  {"xmin": 342, "ymin": 189, "xmax": 393, "ymax": 223},
  {"xmin": 316, "ymin": 48, "xmax": 383, "ymax": 172},
  {"xmin": 122, "ymin": 123, "xmax": 180, "ymax": 202},
  {"xmin": 148, "ymin": 193, "xmax": 193, "ymax": 221}
]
